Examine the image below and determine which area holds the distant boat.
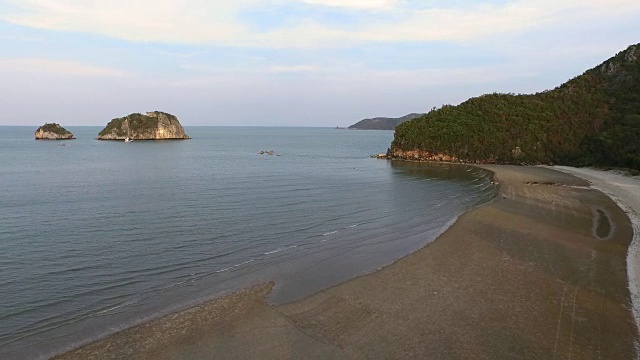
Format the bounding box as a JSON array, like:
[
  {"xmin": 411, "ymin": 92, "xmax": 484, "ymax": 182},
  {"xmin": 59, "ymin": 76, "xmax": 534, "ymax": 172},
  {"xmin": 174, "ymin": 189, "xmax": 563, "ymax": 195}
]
[{"xmin": 124, "ymin": 137, "xmax": 133, "ymax": 142}]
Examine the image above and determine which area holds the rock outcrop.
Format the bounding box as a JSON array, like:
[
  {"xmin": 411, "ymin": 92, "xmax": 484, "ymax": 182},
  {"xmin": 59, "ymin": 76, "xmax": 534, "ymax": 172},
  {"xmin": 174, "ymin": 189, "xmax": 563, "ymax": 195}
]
[
  {"xmin": 97, "ymin": 111, "xmax": 190, "ymax": 140},
  {"xmin": 35, "ymin": 123, "xmax": 75, "ymax": 140},
  {"xmin": 385, "ymin": 148, "xmax": 462, "ymax": 163}
]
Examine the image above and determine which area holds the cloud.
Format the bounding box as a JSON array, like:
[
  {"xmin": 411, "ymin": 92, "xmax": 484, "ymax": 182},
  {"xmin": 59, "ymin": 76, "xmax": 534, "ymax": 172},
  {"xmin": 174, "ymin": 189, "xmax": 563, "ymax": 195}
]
[
  {"xmin": 299, "ymin": 0, "xmax": 398, "ymax": 9},
  {"xmin": 0, "ymin": 34, "xmax": 42, "ymax": 42},
  {"xmin": 176, "ymin": 62, "xmax": 317, "ymax": 77},
  {"xmin": 0, "ymin": 58, "xmax": 131, "ymax": 77},
  {"xmin": 2, "ymin": 0, "xmax": 248, "ymax": 44},
  {"xmin": 270, "ymin": 65, "xmax": 317, "ymax": 72},
  {"xmin": 255, "ymin": 0, "xmax": 640, "ymax": 46},
  {"xmin": 155, "ymin": 50, "xmax": 210, "ymax": 59},
  {"xmin": 1, "ymin": 0, "xmax": 638, "ymax": 48}
]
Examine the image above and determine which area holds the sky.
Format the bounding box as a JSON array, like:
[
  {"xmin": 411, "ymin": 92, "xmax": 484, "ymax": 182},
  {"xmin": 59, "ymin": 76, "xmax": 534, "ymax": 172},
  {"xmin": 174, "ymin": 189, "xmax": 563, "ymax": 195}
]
[{"xmin": 0, "ymin": 0, "xmax": 639, "ymax": 126}]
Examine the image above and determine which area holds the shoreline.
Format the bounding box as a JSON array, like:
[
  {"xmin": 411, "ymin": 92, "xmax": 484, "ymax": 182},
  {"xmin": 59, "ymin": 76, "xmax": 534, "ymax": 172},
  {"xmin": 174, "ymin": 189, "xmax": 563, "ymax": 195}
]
[
  {"xmin": 544, "ymin": 165, "xmax": 640, "ymax": 351},
  {"xmin": 56, "ymin": 165, "xmax": 639, "ymax": 359}
]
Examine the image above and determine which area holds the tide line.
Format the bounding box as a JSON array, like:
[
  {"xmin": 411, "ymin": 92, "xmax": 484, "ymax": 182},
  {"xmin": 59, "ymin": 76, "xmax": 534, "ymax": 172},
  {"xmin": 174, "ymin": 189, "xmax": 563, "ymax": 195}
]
[
  {"xmin": 94, "ymin": 300, "xmax": 136, "ymax": 316},
  {"xmin": 263, "ymin": 245, "xmax": 298, "ymax": 255},
  {"xmin": 215, "ymin": 259, "xmax": 255, "ymax": 273}
]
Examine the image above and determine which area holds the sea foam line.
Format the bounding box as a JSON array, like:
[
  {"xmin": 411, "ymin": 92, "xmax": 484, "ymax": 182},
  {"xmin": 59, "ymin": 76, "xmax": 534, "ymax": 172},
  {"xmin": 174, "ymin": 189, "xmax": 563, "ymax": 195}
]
[
  {"xmin": 215, "ymin": 259, "xmax": 255, "ymax": 273},
  {"xmin": 263, "ymin": 245, "xmax": 298, "ymax": 255},
  {"xmin": 94, "ymin": 300, "xmax": 136, "ymax": 316}
]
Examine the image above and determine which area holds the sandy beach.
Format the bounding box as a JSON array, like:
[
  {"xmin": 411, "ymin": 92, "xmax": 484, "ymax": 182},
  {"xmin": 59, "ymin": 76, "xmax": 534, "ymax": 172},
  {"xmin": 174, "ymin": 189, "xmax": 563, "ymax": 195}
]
[
  {"xmin": 546, "ymin": 166, "xmax": 640, "ymax": 339},
  {"xmin": 56, "ymin": 165, "xmax": 639, "ymax": 359}
]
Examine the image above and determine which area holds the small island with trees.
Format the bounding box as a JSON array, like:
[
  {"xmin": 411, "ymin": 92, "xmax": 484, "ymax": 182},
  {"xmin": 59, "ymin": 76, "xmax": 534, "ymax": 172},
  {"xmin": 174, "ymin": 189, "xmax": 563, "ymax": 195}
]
[
  {"xmin": 97, "ymin": 111, "xmax": 190, "ymax": 141},
  {"xmin": 34, "ymin": 123, "xmax": 75, "ymax": 140}
]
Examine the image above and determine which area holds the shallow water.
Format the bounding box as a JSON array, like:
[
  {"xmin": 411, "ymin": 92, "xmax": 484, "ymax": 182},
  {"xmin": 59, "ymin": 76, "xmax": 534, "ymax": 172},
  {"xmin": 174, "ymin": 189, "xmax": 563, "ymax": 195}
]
[{"xmin": 0, "ymin": 126, "xmax": 495, "ymax": 359}]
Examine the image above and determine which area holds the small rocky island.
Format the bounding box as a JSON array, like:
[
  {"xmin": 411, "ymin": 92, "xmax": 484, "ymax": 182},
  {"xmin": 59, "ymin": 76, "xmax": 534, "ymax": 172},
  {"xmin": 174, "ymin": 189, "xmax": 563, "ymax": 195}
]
[
  {"xmin": 97, "ymin": 111, "xmax": 190, "ymax": 140},
  {"xmin": 34, "ymin": 123, "xmax": 75, "ymax": 140}
]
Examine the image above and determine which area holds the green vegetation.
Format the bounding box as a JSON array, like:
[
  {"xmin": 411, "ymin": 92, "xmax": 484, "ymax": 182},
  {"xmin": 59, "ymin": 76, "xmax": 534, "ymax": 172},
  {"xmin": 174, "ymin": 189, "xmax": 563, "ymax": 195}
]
[
  {"xmin": 39, "ymin": 123, "xmax": 72, "ymax": 136},
  {"xmin": 391, "ymin": 44, "xmax": 640, "ymax": 170},
  {"xmin": 98, "ymin": 117, "xmax": 127, "ymax": 137},
  {"xmin": 349, "ymin": 113, "xmax": 424, "ymax": 130},
  {"xmin": 98, "ymin": 113, "xmax": 159, "ymax": 137},
  {"xmin": 127, "ymin": 113, "xmax": 159, "ymax": 134}
]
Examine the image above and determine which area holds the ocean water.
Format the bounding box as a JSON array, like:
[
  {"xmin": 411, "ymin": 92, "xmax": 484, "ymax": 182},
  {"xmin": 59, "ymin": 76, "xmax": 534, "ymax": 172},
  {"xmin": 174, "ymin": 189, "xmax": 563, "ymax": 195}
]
[{"xmin": 0, "ymin": 126, "xmax": 496, "ymax": 359}]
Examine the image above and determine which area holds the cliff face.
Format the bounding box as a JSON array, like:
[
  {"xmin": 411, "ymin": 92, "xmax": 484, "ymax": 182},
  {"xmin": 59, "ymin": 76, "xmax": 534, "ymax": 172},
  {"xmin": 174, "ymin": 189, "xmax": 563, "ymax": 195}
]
[
  {"xmin": 97, "ymin": 111, "xmax": 190, "ymax": 140},
  {"xmin": 35, "ymin": 123, "xmax": 74, "ymax": 140},
  {"xmin": 389, "ymin": 43, "xmax": 640, "ymax": 170}
]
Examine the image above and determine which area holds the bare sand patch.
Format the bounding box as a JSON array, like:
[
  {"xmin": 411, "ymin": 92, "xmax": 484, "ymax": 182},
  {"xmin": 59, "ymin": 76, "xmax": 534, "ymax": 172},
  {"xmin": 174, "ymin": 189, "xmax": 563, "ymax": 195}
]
[{"xmin": 546, "ymin": 165, "xmax": 640, "ymax": 352}]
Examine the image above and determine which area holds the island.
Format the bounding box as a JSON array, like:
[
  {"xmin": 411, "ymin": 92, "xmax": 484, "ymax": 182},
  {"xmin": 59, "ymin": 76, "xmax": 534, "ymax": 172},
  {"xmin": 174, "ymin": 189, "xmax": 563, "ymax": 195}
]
[
  {"xmin": 348, "ymin": 113, "xmax": 423, "ymax": 130},
  {"xmin": 97, "ymin": 111, "xmax": 190, "ymax": 140},
  {"xmin": 387, "ymin": 43, "xmax": 640, "ymax": 171},
  {"xmin": 34, "ymin": 123, "xmax": 75, "ymax": 140}
]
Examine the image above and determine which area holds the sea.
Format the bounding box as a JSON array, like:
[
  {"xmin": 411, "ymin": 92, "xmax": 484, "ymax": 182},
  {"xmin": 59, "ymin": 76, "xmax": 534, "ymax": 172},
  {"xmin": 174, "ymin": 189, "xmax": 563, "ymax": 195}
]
[{"xmin": 0, "ymin": 126, "xmax": 496, "ymax": 359}]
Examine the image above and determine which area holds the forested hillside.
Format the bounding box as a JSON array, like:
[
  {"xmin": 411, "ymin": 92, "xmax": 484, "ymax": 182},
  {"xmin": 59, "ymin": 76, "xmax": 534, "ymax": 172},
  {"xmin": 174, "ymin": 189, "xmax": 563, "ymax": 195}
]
[
  {"xmin": 389, "ymin": 44, "xmax": 640, "ymax": 170},
  {"xmin": 349, "ymin": 113, "xmax": 423, "ymax": 130}
]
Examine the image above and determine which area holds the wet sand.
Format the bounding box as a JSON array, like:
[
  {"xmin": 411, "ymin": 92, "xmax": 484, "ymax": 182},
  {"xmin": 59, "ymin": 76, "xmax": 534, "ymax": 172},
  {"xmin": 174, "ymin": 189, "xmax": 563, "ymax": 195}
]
[
  {"xmin": 546, "ymin": 166, "xmax": 640, "ymax": 337},
  {"xmin": 56, "ymin": 165, "xmax": 638, "ymax": 359}
]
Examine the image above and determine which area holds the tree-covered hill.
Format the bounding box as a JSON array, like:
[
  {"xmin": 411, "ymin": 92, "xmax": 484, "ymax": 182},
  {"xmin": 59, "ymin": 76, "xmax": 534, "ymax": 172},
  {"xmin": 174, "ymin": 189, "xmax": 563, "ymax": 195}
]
[
  {"xmin": 349, "ymin": 113, "xmax": 424, "ymax": 130},
  {"xmin": 97, "ymin": 111, "xmax": 190, "ymax": 140},
  {"xmin": 389, "ymin": 43, "xmax": 640, "ymax": 170},
  {"xmin": 34, "ymin": 123, "xmax": 75, "ymax": 140}
]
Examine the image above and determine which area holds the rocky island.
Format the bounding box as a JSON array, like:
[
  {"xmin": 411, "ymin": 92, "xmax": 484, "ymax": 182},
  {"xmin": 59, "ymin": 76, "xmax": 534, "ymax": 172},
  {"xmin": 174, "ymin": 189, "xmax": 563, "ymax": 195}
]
[
  {"xmin": 97, "ymin": 111, "xmax": 190, "ymax": 140},
  {"xmin": 34, "ymin": 123, "xmax": 75, "ymax": 140}
]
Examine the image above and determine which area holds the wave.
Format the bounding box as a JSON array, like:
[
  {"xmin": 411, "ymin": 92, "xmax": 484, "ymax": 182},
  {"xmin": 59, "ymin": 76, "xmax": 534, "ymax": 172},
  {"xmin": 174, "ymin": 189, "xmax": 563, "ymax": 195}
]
[
  {"xmin": 94, "ymin": 300, "xmax": 136, "ymax": 316},
  {"xmin": 263, "ymin": 245, "xmax": 298, "ymax": 255},
  {"xmin": 215, "ymin": 259, "xmax": 255, "ymax": 273}
]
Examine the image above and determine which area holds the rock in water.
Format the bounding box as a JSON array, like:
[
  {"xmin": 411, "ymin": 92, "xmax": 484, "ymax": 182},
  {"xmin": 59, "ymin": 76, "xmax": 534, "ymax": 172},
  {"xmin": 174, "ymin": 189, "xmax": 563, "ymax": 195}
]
[
  {"xmin": 97, "ymin": 111, "xmax": 190, "ymax": 140},
  {"xmin": 34, "ymin": 123, "xmax": 75, "ymax": 140}
]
